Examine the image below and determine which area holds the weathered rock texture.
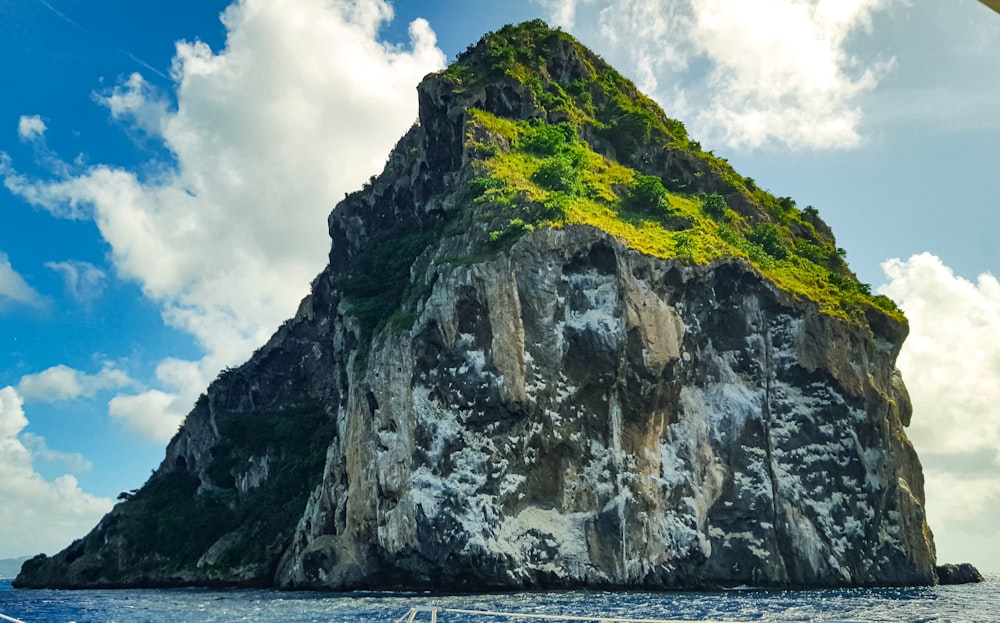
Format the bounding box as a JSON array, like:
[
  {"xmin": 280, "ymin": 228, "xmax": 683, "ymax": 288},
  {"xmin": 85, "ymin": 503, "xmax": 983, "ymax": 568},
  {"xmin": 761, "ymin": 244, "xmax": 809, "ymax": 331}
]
[
  {"xmin": 16, "ymin": 21, "xmax": 936, "ymax": 590},
  {"xmin": 936, "ymin": 563, "xmax": 984, "ymax": 585},
  {"xmin": 278, "ymin": 227, "xmax": 934, "ymax": 590}
]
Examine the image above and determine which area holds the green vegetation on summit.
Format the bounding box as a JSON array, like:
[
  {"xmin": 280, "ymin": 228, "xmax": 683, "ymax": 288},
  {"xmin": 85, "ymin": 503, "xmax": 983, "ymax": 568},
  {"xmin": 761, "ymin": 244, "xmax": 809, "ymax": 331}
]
[{"xmin": 439, "ymin": 19, "xmax": 901, "ymax": 325}]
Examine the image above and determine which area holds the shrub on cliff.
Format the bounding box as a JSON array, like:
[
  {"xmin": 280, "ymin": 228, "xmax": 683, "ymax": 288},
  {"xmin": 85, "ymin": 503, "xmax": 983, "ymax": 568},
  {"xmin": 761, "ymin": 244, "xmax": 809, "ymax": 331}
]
[
  {"xmin": 702, "ymin": 193, "xmax": 728, "ymax": 220},
  {"xmin": 624, "ymin": 174, "xmax": 671, "ymax": 215}
]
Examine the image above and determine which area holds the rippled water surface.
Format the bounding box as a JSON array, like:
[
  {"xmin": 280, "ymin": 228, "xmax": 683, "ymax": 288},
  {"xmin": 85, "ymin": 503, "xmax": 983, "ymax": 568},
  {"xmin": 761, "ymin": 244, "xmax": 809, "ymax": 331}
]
[{"xmin": 2, "ymin": 577, "xmax": 998, "ymax": 623}]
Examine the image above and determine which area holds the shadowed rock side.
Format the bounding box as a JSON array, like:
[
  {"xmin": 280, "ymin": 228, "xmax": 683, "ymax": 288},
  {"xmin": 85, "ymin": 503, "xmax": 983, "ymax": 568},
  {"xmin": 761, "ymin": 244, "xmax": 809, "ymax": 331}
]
[
  {"xmin": 16, "ymin": 20, "xmax": 936, "ymax": 590},
  {"xmin": 936, "ymin": 563, "xmax": 984, "ymax": 585}
]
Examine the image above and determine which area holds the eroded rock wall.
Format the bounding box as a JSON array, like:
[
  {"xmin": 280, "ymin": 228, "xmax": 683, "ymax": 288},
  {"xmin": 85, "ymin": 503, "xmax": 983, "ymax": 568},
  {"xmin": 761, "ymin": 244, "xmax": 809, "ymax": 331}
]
[{"xmin": 276, "ymin": 225, "xmax": 935, "ymax": 590}]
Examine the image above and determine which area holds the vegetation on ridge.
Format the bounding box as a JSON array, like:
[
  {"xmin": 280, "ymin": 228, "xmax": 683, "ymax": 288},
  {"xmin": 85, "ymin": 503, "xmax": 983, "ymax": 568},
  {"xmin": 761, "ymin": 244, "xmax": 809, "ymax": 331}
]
[
  {"xmin": 77, "ymin": 405, "xmax": 334, "ymax": 579},
  {"xmin": 441, "ymin": 20, "xmax": 902, "ymax": 325}
]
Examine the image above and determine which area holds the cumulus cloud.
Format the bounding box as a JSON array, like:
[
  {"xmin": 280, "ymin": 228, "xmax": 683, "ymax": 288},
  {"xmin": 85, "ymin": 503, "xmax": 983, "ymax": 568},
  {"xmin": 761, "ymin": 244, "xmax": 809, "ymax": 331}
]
[
  {"xmin": 21, "ymin": 432, "xmax": 93, "ymax": 474},
  {"xmin": 109, "ymin": 389, "xmax": 184, "ymax": 444},
  {"xmin": 17, "ymin": 115, "xmax": 47, "ymax": 142},
  {"xmin": 45, "ymin": 260, "xmax": 107, "ymax": 304},
  {"xmin": 548, "ymin": 0, "xmax": 894, "ymax": 149},
  {"xmin": 93, "ymin": 72, "xmax": 170, "ymax": 137},
  {"xmin": 537, "ymin": 0, "xmax": 592, "ymax": 29},
  {"xmin": 107, "ymin": 356, "xmax": 216, "ymax": 443},
  {"xmin": 0, "ymin": 252, "xmax": 44, "ymax": 308},
  {"xmin": 1, "ymin": 0, "xmax": 445, "ymax": 441},
  {"xmin": 0, "ymin": 386, "xmax": 113, "ymax": 558},
  {"xmin": 881, "ymin": 252, "xmax": 1000, "ymax": 565},
  {"xmin": 17, "ymin": 364, "xmax": 133, "ymax": 403},
  {"xmin": 881, "ymin": 253, "xmax": 1000, "ymax": 455},
  {"xmin": 687, "ymin": 0, "xmax": 892, "ymax": 149}
]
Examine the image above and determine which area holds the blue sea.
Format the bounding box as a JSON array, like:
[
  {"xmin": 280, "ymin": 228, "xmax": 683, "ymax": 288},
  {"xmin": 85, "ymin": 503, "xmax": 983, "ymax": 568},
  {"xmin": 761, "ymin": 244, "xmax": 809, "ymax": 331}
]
[{"xmin": 2, "ymin": 577, "xmax": 998, "ymax": 623}]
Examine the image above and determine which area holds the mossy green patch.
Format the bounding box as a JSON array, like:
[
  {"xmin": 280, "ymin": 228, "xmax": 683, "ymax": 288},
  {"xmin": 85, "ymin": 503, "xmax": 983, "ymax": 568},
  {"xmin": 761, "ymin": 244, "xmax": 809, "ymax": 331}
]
[{"xmin": 462, "ymin": 108, "xmax": 901, "ymax": 325}]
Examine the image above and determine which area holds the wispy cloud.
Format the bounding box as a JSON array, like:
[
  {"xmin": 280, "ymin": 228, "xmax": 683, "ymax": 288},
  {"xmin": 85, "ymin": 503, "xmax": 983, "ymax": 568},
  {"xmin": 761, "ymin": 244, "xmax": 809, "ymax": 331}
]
[
  {"xmin": 36, "ymin": 0, "xmax": 171, "ymax": 81},
  {"xmin": 108, "ymin": 389, "xmax": 183, "ymax": 444},
  {"xmin": 45, "ymin": 260, "xmax": 107, "ymax": 304},
  {"xmin": 536, "ymin": 0, "xmax": 592, "ymax": 29},
  {"xmin": 93, "ymin": 72, "xmax": 172, "ymax": 139},
  {"xmin": 0, "ymin": 252, "xmax": 44, "ymax": 309},
  {"xmin": 21, "ymin": 432, "xmax": 94, "ymax": 474},
  {"xmin": 3, "ymin": 0, "xmax": 445, "ymax": 442}
]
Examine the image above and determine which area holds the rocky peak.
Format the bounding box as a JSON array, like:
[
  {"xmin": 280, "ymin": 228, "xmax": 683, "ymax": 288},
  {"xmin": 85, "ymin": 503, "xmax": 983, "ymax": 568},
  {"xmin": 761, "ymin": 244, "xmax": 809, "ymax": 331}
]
[
  {"xmin": 336, "ymin": 20, "xmax": 903, "ymax": 346},
  {"xmin": 16, "ymin": 20, "xmax": 935, "ymax": 591}
]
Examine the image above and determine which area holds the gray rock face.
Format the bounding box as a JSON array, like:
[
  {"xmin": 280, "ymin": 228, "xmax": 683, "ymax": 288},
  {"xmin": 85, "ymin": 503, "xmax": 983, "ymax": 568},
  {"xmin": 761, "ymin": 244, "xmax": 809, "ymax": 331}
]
[
  {"xmin": 269, "ymin": 226, "xmax": 934, "ymax": 590},
  {"xmin": 15, "ymin": 22, "xmax": 937, "ymax": 591}
]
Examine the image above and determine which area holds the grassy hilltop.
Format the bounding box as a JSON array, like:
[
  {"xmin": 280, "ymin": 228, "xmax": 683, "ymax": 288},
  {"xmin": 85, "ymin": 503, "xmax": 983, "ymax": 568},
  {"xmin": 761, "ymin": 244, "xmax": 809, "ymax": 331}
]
[{"xmin": 435, "ymin": 19, "xmax": 901, "ymax": 326}]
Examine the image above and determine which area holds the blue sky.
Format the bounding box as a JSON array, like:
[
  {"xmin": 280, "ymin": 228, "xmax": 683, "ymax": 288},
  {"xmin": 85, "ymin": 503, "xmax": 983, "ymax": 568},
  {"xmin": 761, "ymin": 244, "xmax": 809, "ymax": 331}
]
[{"xmin": 1, "ymin": 0, "xmax": 998, "ymax": 570}]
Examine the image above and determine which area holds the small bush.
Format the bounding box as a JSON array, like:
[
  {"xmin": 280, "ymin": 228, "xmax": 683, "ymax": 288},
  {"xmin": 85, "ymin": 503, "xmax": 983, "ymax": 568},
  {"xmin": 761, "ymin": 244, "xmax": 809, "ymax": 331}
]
[
  {"xmin": 567, "ymin": 79, "xmax": 593, "ymax": 109},
  {"xmin": 795, "ymin": 240, "xmax": 829, "ymax": 266},
  {"xmin": 340, "ymin": 230, "xmax": 436, "ymax": 335},
  {"xmin": 624, "ymin": 174, "xmax": 670, "ymax": 215},
  {"xmin": 603, "ymin": 110, "xmax": 653, "ymax": 157},
  {"xmin": 469, "ymin": 176, "xmax": 505, "ymax": 195},
  {"xmin": 519, "ymin": 121, "xmax": 576, "ymax": 156},
  {"xmin": 489, "ymin": 218, "xmax": 534, "ymax": 245},
  {"xmin": 828, "ymin": 273, "xmax": 849, "ymax": 290},
  {"xmin": 702, "ymin": 193, "xmax": 728, "ymax": 219},
  {"xmin": 717, "ymin": 224, "xmax": 741, "ymax": 247},
  {"xmin": 872, "ymin": 294, "xmax": 901, "ymax": 314},
  {"xmin": 674, "ymin": 231, "xmax": 695, "ymax": 258},
  {"xmin": 532, "ymin": 154, "xmax": 583, "ymax": 194},
  {"xmin": 746, "ymin": 223, "xmax": 788, "ymax": 260}
]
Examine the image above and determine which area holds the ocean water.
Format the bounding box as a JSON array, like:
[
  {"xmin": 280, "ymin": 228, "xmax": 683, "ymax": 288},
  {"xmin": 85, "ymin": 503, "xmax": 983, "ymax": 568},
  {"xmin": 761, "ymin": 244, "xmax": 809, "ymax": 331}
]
[{"xmin": 2, "ymin": 577, "xmax": 998, "ymax": 623}]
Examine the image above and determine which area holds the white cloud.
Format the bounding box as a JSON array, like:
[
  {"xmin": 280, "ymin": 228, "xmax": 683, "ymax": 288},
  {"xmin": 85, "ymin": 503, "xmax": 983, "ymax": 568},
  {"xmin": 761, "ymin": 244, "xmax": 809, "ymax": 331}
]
[
  {"xmin": 2, "ymin": 0, "xmax": 445, "ymax": 441},
  {"xmin": 537, "ymin": 0, "xmax": 592, "ymax": 29},
  {"xmin": 0, "ymin": 386, "xmax": 113, "ymax": 558},
  {"xmin": 686, "ymin": 0, "xmax": 892, "ymax": 149},
  {"xmin": 881, "ymin": 253, "xmax": 1000, "ymax": 455},
  {"xmin": 597, "ymin": 0, "xmax": 692, "ymax": 89},
  {"xmin": 20, "ymin": 432, "xmax": 93, "ymax": 474},
  {"xmin": 45, "ymin": 260, "xmax": 107, "ymax": 304},
  {"xmin": 109, "ymin": 389, "xmax": 185, "ymax": 444},
  {"xmin": 881, "ymin": 252, "xmax": 1000, "ymax": 568},
  {"xmin": 93, "ymin": 72, "xmax": 170, "ymax": 137},
  {"xmin": 0, "ymin": 252, "xmax": 44, "ymax": 308},
  {"xmin": 555, "ymin": 0, "xmax": 894, "ymax": 149},
  {"xmin": 17, "ymin": 115, "xmax": 47, "ymax": 141},
  {"xmin": 0, "ymin": 387, "xmax": 28, "ymax": 439},
  {"xmin": 108, "ymin": 356, "xmax": 214, "ymax": 444},
  {"xmin": 17, "ymin": 364, "xmax": 133, "ymax": 403}
]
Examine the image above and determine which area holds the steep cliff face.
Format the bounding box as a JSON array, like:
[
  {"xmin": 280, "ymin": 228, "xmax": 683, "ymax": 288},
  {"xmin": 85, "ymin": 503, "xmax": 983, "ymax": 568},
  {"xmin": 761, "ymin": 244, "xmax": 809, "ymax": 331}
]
[
  {"xmin": 273, "ymin": 226, "xmax": 933, "ymax": 590},
  {"xmin": 16, "ymin": 20, "xmax": 935, "ymax": 590}
]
